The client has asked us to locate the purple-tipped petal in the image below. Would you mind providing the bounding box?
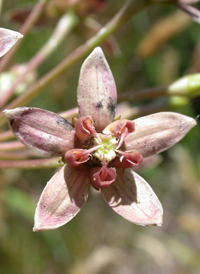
[33,165,90,231]
[124,112,197,158]
[0,28,23,57]
[101,169,163,226]
[77,47,117,132]
[4,107,75,156]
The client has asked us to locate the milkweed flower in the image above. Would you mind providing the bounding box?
[4,47,196,231]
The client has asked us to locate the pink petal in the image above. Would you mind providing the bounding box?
[103,119,135,148]
[64,145,100,167]
[124,112,197,158]
[111,150,143,168]
[65,149,91,167]
[101,169,163,226]
[33,165,90,231]
[4,107,75,156]
[75,116,98,142]
[89,165,117,189]
[77,47,117,132]
[0,28,23,57]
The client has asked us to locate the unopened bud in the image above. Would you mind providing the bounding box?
[169,96,189,108]
[168,73,200,97]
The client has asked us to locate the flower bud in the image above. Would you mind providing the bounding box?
[169,96,189,108]
[168,73,200,97]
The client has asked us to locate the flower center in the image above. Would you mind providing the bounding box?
[93,134,118,162]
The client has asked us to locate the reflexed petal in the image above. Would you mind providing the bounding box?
[75,116,98,142]
[103,119,135,148]
[0,28,23,57]
[89,165,116,189]
[65,149,91,167]
[111,150,143,168]
[4,107,75,156]
[65,146,100,167]
[124,112,197,158]
[33,165,90,231]
[101,169,163,226]
[77,47,117,132]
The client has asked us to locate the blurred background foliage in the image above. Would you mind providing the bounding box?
[0,0,200,273]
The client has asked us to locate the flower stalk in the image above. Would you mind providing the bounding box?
[0,0,50,71]
[0,157,62,169]
[0,10,78,107]
[118,73,200,103]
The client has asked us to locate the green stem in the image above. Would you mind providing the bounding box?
[118,85,196,103]
[0,150,43,160]
[0,0,150,126]
[118,86,169,102]
[0,140,26,151]
[0,130,14,142]
[0,0,50,72]
[0,157,62,169]
[120,98,168,119]
[0,10,78,107]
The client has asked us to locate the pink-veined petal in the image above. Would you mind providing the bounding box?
[4,107,75,156]
[75,116,99,142]
[0,28,23,57]
[33,165,90,231]
[101,169,163,226]
[111,150,143,168]
[103,119,135,148]
[77,47,117,132]
[89,165,117,189]
[124,112,197,158]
